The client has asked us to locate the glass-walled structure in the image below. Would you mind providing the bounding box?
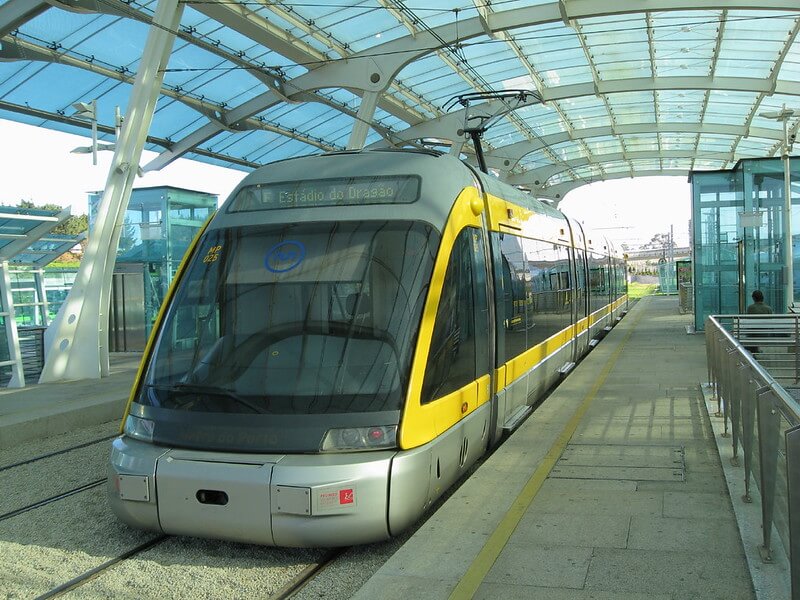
[10,268,78,326]
[89,186,217,346]
[691,157,800,331]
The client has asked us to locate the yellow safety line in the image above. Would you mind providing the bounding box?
[448,299,646,600]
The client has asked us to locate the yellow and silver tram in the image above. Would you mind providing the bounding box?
[108,149,627,547]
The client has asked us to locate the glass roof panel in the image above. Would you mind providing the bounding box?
[606,92,656,125]
[0,207,61,257]
[179,7,307,78]
[585,136,624,155]
[18,10,148,68]
[291,3,411,52]
[697,134,736,152]
[517,154,557,171]
[694,158,729,170]
[716,11,795,78]
[247,8,341,61]
[579,15,652,80]
[558,96,612,129]
[1,3,798,193]
[703,91,758,126]
[394,54,470,108]
[512,22,594,87]
[600,162,635,175]
[657,90,705,123]
[736,138,780,155]
[1,63,117,115]
[661,158,694,169]
[149,98,205,141]
[10,234,84,267]
[545,140,588,162]
[629,159,664,171]
[651,11,718,77]
[620,135,659,152]
[460,43,529,91]
[566,163,606,180]
[200,129,318,165]
[780,38,800,82]
[484,122,528,148]
[515,103,569,137]
[660,135,699,151]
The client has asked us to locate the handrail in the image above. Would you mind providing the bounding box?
[706,314,800,599]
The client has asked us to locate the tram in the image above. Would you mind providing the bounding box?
[108,149,627,546]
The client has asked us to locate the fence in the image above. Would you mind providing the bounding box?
[706,314,800,598]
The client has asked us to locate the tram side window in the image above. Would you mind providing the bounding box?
[523,238,572,347]
[588,252,608,313]
[172,240,222,352]
[616,258,628,296]
[574,248,587,320]
[421,229,478,404]
[494,232,529,363]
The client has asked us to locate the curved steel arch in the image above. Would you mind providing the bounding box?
[4,0,799,183]
[507,150,729,190]
[138,0,800,173]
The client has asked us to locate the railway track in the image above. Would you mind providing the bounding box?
[269,547,349,600]
[29,536,347,600]
[0,434,117,473]
[33,534,169,600]
[0,478,107,523]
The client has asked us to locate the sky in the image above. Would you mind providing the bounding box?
[0,119,691,249]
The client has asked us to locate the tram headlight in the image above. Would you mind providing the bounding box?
[320,425,397,452]
[123,415,155,443]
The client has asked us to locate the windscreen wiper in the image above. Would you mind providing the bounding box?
[161,383,267,414]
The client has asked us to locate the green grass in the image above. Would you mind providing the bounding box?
[628,282,659,298]
[50,260,80,268]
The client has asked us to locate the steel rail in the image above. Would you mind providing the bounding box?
[269,547,349,600]
[34,535,169,600]
[0,434,117,473]
[0,478,107,523]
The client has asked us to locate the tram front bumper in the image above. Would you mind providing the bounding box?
[108,436,396,547]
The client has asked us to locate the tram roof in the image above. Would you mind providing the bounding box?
[1,1,799,202]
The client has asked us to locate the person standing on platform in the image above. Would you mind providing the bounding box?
[744,290,773,355]
[746,290,773,315]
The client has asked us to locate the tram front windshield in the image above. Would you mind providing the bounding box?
[138,220,439,416]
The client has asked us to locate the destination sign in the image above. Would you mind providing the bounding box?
[228,175,421,212]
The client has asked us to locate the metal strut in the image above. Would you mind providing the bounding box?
[443,90,543,174]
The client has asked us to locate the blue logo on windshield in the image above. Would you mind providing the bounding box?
[265,240,306,273]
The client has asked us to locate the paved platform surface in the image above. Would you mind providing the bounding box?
[0,298,790,598]
[0,352,141,449]
[355,295,774,600]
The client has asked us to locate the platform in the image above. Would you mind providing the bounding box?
[0,297,791,598]
[354,295,786,600]
[0,352,140,449]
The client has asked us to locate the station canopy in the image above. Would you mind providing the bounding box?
[1,0,799,201]
[0,206,80,265]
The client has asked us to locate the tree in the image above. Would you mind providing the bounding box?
[642,232,675,251]
[17,200,88,236]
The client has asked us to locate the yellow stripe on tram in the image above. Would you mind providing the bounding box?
[448,303,645,600]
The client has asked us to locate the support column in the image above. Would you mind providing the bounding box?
[346,91,380,150]
[34,269,48,326]
[39,0,184,382]
[0,261,24,387]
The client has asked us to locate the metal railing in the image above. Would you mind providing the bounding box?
[706,314,800,599]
